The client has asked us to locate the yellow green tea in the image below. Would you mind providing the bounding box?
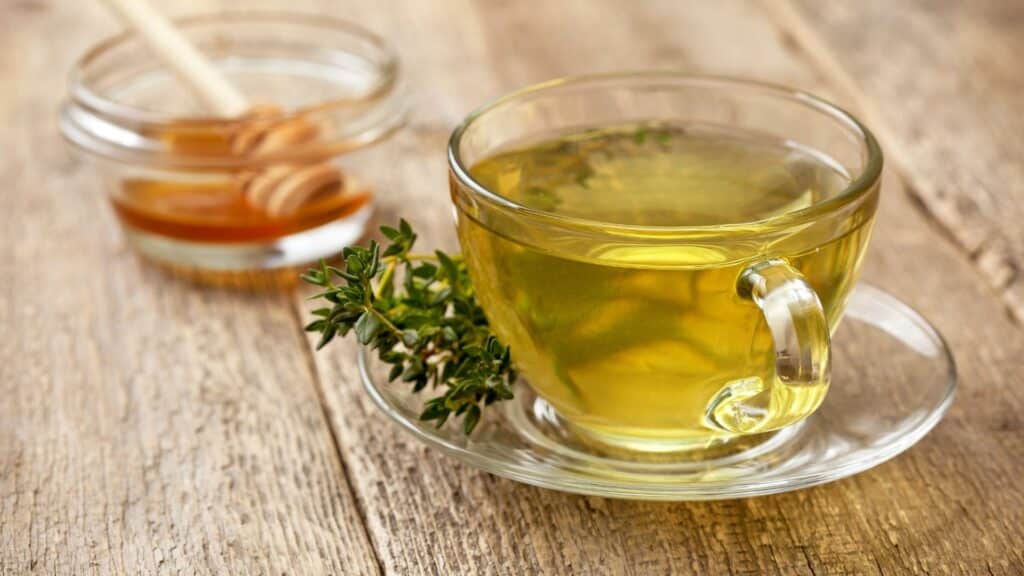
[457,123,875,450]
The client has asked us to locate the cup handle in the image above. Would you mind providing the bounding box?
[707,258,831,434]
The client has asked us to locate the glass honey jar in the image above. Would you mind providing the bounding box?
[60,12,405,278]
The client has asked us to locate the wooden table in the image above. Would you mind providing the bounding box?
[3,1,1022,573]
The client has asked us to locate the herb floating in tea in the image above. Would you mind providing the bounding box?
[302,220,516,434]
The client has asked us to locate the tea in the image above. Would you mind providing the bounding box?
[458,122,875,449]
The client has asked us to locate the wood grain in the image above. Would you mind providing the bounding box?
[778,0,1024,322]
[0,2,378,574]
[298,0,1024,574]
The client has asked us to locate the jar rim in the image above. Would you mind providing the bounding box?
[448,72,883,239]
[60,11,405,168]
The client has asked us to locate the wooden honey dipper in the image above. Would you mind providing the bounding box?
[230,105,350,217]
[100,0,348,218]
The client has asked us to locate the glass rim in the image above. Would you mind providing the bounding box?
[61,11,404,168]
[448,71,883,237]
[67,11,400,128]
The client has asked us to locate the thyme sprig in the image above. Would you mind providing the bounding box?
[302,219,516,434]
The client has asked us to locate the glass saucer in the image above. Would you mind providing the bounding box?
[358,284,956,500]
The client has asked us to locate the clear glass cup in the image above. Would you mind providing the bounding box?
[60,12,405,282]
[448,73,882,452]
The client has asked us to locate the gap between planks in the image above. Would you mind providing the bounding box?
[286,296,386,576]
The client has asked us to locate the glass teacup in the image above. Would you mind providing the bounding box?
[448,73,882,452]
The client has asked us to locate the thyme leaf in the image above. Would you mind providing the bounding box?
[303,220,516,434]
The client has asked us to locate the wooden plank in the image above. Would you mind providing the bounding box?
[0,2,379,574]
[300,0,1024,574]
[776,0,1024,322]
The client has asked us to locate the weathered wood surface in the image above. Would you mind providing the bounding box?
[782,0,1024,322]
[2,0,1023,574]
[0,2,379,574]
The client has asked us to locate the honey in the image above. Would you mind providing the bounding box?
[112,177,370,243]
